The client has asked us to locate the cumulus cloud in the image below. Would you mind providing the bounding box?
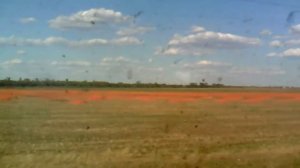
[268,25,300,49]
[172,60,232,83]
[0,36,68,46]
[19,17,36,24]
[175,71,191,83]
[266,48,300,58]
[51,60,91,67]
[136,66,164,73]
[272,35,290,39]
[230,67,285,76]
[156,46,212,56]
[290,24,300,34]
[271,39,300,47]
[269,39,300,48]
[259,29,272,36]
[0,36,142,47]
[269,40,284,48]
[281,48,300,57]
[100,56,139,65]
[49,8,131,30]
[167,32,260,49]
[191,26,206,33]
[117,26,155,36]
[110,36,142,45]
[158,26,261,56]
[2,59,23,66]
[266,52,279,57]
[285,39,300,46]
[183,60,232,70]
[16,50,26,55]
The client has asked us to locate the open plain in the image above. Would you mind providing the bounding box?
[1,88,300,167]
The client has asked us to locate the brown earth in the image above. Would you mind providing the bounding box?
[1,89,300,105]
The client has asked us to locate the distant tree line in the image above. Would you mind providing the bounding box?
[0,77,225,88]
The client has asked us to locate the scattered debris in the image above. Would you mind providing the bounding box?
[287,10,300,25]
[217,77,223,83]
[133,11,144,18]
[242,17,253,23]
[174,58,183,64]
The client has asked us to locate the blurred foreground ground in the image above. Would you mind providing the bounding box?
[1,88,300,168]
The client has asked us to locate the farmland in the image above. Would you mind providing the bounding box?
[1,88,300,167]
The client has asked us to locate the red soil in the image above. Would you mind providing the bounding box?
[0,89,300,105]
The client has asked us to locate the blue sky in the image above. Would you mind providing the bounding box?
[1,0,300,86]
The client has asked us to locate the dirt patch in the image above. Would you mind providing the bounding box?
[0,91,17,101]
[1,89,300,105]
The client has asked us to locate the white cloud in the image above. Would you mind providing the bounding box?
[158,26,261,56]
[51,60,91,67]
[266,52,279,57]
[71,38,108,46]
[110,36,142,45]
[175,71,191,83]
[136,66,164,72]
[117,26,155,36]
[19,17,36,24]
[156,46,211,56]
[274,39,300,47]
[2,59,23,66]
[0,36,142,47]
[191,26,206,33]
[259,29,272,36]
[269,40,283,48]
[230,67,285,76]
[158,47,182,56]
[285,39,300,46]
[183,60,232,69]
[100,56,139,65]
[282,48,300,57]
[268,39,300,48]
[0,36,67,46]
[49,8,131,30]
[272,35,289,39]
[290,24,300,34]
[102,56,128,63]
[16,50,26,55]
[167,31,260,48]
[267,48,300,58]
[171,61,232,84]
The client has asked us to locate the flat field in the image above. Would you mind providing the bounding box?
[1,88,300,168]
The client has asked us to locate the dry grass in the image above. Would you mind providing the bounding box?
[1,89,300,167]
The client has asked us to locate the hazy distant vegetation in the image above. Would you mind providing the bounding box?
[0,77,225,88]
